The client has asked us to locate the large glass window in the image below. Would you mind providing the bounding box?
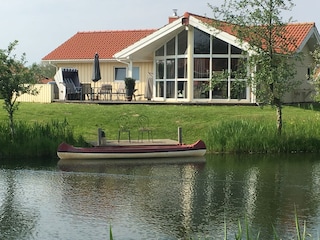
[156,81,164,97]
[166,38,175,56]
[166,81,175,98]
[166,59,175,79]
[155,46,164,56]
[194,81,209,99]
[178,30,187,54]
[212,38,228,54]
[194,28,210,54]
[231,58,247,78]
[156,60,164,79]
[212,58,228,72]
[194,58,210,78]
[178,58,187,78]
[178,81,187,98]
[212,81,228,99]
[154,27,247,101]
[231,45,242,54]
[230,80,247,99]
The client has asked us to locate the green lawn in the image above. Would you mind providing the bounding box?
[1,101,318,148]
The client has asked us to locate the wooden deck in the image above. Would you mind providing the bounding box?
[53,99,257,106]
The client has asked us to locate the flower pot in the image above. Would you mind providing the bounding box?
[124,77,136,101]
[126,88,134,101]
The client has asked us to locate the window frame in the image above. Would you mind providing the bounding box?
[114,66,140,81]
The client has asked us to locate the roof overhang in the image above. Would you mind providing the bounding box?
[113,19,184,61]
[41,58,119,64]
[297,26,320,53]
[113,15,252,61]
[188,16,251,52]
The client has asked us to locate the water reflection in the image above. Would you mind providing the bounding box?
[0,154,320,239]
[57,156,206,172]
[243,167,259,221]
[0,170,38,239]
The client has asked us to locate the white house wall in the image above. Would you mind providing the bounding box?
[282,46,315,103]
[53,61,153,100]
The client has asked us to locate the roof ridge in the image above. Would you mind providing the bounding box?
[77,29,158,34]
[287,22,315,26]
[186,12,210,19]
[186,11,315,27]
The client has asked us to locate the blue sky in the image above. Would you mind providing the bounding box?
[1,0,319,64]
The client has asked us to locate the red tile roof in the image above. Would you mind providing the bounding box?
[42,29,156,60]
[282,23,315,52]
[189,12,315,53]
[42,12,316,61]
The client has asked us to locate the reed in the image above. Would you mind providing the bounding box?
[0,118,85,158]
[108,212,318,240]
[1,101,320,155]
[205,119,320,153]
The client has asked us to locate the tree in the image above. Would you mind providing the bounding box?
[310,46,320,101]
[209,0,300,134]
[0,41,38,140]
[29,62,56,82]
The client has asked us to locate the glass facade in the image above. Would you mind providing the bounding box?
[154,31,188,99]
[154,27,247,100]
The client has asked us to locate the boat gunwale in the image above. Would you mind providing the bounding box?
[57,140,206,160]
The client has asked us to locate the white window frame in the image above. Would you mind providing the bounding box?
[114,66,140,81]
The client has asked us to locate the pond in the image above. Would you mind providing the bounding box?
[0,154,320,239]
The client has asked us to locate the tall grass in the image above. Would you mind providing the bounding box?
[2,102,320,155]
[206,119,320,153]
[0,118,86,159]
[108,212,318,240]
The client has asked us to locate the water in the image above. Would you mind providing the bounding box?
[0,154,320,239]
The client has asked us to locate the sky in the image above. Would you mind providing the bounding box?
[1,0,320,65]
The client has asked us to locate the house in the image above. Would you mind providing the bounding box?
[42,12,320,103]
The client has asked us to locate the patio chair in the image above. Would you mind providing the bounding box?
[137,115,153,142]
[118,115,131,142]
[99,84,112,100]
[81,83,93,100]
[115,83,126,100]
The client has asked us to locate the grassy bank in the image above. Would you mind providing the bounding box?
[0,119,86,159]
[0,101,320,157]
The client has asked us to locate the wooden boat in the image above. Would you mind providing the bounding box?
[57,140,206,160]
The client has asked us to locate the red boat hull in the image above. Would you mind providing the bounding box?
[57,140,206,160]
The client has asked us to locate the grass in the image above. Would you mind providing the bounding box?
[1,101,320,156]
[0,118,85,158]
[107,211,318,240]
[207,118,320,153]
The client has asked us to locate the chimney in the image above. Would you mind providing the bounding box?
[168,9,179,23]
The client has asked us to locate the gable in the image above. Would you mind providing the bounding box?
[115,13,319,59]
[190,12,318,53]
[42,12,320,62]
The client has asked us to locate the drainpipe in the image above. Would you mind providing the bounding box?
[48,61,58,72]
[116,58,133,78]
